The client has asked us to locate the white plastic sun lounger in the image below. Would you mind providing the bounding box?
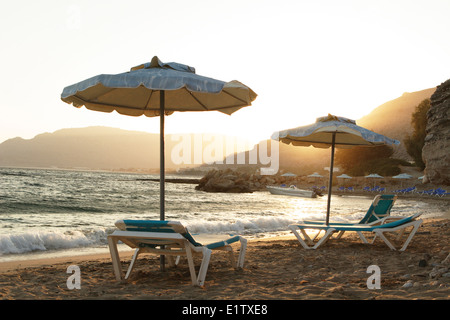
[302,194,397,241]
[289,213,422,251]
[303,194,397,226]
[107,220,247,286]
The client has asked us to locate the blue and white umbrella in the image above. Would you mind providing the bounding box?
[393,173,412,188]
[272,114,399,225]
[392,173,412,179]
[61,56,257,221]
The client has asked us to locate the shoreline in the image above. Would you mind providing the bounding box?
[0,219,448,300]
[1,194,448,268]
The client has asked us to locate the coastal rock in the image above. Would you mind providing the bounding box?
[195,169,255,193]
[429,267,449,279]
[195,168,298,193]
[422,79,450,185]
[402,280,414,288]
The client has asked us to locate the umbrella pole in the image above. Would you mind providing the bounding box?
[326,133,336,225]
[160,90,166,271]
[160,90,165,221]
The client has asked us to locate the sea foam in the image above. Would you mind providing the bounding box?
[0,229,108,255]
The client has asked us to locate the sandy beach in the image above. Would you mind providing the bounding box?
[0,218,449,301]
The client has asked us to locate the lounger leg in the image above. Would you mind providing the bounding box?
[300,229,314,246]
[184,242,197,286]
[356,231,369,244]
[289,226,336,249]
[237,237,247,268]
[167,255,176,268]
[336,231,346,239]
[290,226,314,249]
[374,230,396,250]
[312,230,323,241]
[396,229,406,241]
[125,248,140,280]
[400,220,422,251]
[371,234,378,244]
[107,236,123,281]
[312,229,336,249]
[197,248,212,287]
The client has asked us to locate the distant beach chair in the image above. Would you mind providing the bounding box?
[289,212,423,251]
[433,188,447,197]
[363,186,370,192]
[302,194,397,228]
[107,220,247,286]
[402,186,416,194]
[418,188,438,196]
[346,186,354,192]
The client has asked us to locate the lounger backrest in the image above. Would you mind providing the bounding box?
[115,220,202,246]
[361,195,397,224]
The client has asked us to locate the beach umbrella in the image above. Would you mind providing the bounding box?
[281,172,297,177]
[365,173,384,178]
[272,114,399,225]
[61,57,257,270]
[337,174,352,187]
[308,172,324,178]
[337,174,352,179]
[307,172,324,185]
[392,173,412,179]
[61,56,257,222]
[392,173,412,188]
[365,173,384,188]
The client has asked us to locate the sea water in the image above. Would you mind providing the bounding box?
[0,167,447,262]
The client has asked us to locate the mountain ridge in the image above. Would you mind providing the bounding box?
[0,87,436,172]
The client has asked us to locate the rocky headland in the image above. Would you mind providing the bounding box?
[423,78,450,186]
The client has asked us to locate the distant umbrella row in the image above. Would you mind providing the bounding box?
[280,172,422,180]
[280,171,448,196]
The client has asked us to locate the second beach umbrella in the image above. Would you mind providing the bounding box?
[272,114,399,225]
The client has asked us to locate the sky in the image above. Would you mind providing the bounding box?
[1,0,450,146]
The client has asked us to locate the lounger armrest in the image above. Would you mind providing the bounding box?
[379,216,411,225]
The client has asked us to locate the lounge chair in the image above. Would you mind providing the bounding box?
[289,213,423,251]
[304,194,397,226]
[302,194,397,242]
[107,220,247,286]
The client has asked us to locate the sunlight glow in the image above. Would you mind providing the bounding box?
[0,0,449,144]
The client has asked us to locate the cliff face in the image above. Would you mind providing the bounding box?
[357,88,435,160]
[422,79,450,185]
